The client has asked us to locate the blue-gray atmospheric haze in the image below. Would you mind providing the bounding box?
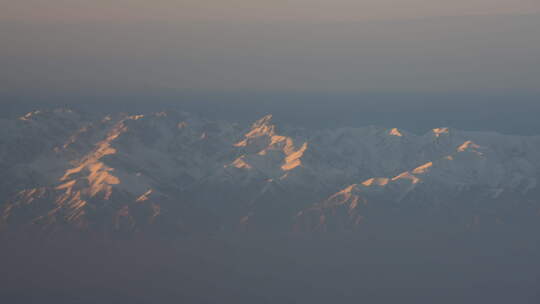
[1,6,539,133]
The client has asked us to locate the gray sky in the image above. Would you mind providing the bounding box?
[1,0,540,93]
[3,0,540,23]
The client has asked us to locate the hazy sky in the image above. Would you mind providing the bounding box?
[4,0,540,23]
[2,0,540,93]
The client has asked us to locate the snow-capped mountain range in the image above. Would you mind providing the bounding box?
[1,109,539,235]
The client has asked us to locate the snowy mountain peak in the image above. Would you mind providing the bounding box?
[389,128,404,137]
[228,114,309,175]
[362,178,390,187]
[432,127,450,137]
[234,115,276,147]
[253,114,273,127]
[411,161,433,174]
[2,109,540,235]
[457,140,485,155]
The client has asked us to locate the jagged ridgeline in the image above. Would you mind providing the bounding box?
[1,109,540,237]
